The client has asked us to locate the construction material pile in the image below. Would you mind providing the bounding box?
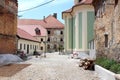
[0,54,23,66]
[79,58,95,70]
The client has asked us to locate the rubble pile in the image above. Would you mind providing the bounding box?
[79,59,95,70]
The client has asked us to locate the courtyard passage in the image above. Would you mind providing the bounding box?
[0,52,99,80]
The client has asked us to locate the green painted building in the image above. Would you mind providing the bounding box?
[62,0,95,58]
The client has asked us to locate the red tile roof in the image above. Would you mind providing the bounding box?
[18,25,47,37]
[41,15,64,29]
[18,19,41,25]
[18,15,64,29]
[17,28,39,42]
[62,0,93,13]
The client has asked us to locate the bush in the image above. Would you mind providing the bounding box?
[95,57,120,73]
[102,59,116,70]
[110,64,120,73]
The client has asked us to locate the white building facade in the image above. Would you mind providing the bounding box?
[62,0,95,58]
[17,28,40,54]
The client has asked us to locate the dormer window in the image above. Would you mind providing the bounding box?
[35,27,41,35]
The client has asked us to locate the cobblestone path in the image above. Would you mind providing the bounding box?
[0,52,99,80]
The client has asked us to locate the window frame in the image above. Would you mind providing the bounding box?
[48,30,51,34]
[104,34,108,47]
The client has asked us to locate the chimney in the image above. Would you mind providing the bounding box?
[53,13,57,19]
[43,16,46,22]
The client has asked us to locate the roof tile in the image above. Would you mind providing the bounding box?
[18,25,47,36]
[18,15,64,29]
[62,0,93,13]
[17,28,39,42]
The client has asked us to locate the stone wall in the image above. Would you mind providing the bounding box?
[107,0,120,62]
[0,0,18,54]
[93,0,120,62]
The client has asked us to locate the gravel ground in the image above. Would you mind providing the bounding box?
[0,52,100,80]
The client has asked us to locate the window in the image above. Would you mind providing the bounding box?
[54,44,57,48]
[53,37,57,42]
[47,45,50,49]
[24,44,26,50]
[60,38,63,42]
[35,45,36,50]
[60,31,63,35]
[105,34,108,47]
[47,37,50,42]
[88,40,94,49]
[35,28,41,35]
[33,45,34,49]
[36,45,38,49]
[20,44,22,50]
[48,31,50,34]
[78,0,82,2]
[41,47,43,50]
[30,45,32,49]
[41,38,43,42]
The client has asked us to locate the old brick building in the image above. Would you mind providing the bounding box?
[0,0,18,54]
[93,0,120,62]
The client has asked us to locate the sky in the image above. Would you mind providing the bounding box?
[18,0,74,23]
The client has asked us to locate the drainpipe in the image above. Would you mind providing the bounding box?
[70,13,74,54]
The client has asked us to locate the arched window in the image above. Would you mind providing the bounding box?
[35,27,41,35]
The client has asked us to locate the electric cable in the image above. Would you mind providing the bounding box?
[18,0,55,12]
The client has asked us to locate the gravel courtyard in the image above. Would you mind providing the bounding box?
[0,52,99,80]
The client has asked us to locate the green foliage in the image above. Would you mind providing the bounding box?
[58,45,64,51]
[110,64,120,74]
[96,57,120,73]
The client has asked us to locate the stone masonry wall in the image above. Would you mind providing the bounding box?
[94,4,114,56]
[0,0,17,54]
[93,0,120,62]
[107,0,120,62]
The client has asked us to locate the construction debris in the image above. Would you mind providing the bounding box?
[79,58,95,70]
